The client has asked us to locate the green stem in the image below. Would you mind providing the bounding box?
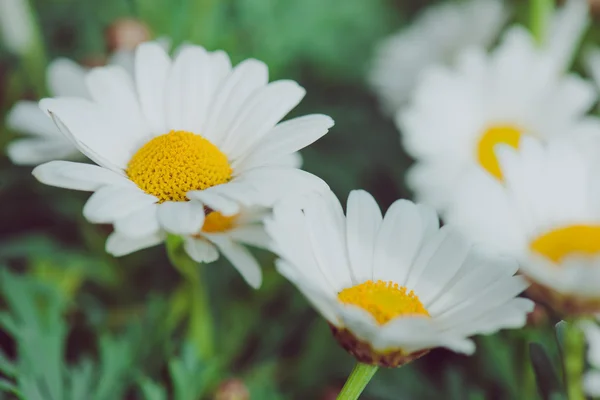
[564,322,585,400]
[530,0,554,45]
[517,334,537,399]
[336,363,379,400]
[166,234,215,359]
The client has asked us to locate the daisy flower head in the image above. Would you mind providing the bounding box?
[32,41,332,258]
[369,0,507,114]
[265,189,533,367]
[446,136,600,316]
[398,0,595,213]
[108,205,270,288]
[582,320,600,397]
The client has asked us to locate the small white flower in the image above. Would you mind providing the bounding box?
[32,41,331,261]
[265,189,532,366]
[582,320,600,397]
[109,206,270,288]
[446,137,600,315]
[0,0,36,56]
[6,54,136,165]
[398,0,594,212]
[369,0,507,114]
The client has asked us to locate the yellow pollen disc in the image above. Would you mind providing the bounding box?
[530,225,600,264]
[202,211,238,233]
[337,280,429,325]
[126,130,232,203]
[476,125,522,180]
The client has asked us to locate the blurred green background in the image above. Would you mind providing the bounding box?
[0,0,584,399]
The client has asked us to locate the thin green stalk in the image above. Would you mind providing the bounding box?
[337,363,379,400]
[564,322,585,400]
[530,0,554,45]
[166,234,215,359]
[517,334,537,399]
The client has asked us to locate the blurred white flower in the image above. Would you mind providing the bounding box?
[265,189,532,366]
[108,206,271,289]
[582,320,600,397]
[5,43,158,166]
[398,0,595,212]
[369,0,508,114]
[32,42,331,284]
[0,0,36,56]
[446,137,600,315]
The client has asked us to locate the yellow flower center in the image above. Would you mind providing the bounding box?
[530,225,600,264]
[476,125,523,180]
[201,211,238,233]
[337,280,429,325]
[126,130,232,203]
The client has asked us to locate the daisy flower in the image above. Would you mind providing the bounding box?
[582,320,600,397]
[5,47,150,165]
[369,0,507,114]
[265,189,532,366]
[108,205,270,288]
[398,0,594,212]
[446,137,600,315]
[32,41,332,260]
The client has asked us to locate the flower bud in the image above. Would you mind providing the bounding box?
[213,378,250,400]
[105,18,151,52]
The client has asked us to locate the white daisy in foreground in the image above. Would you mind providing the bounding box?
[265,189,533,366]
[108,206,270,288]
[32,41,332,246]
[398,0,595,212]
[5,51,141,165]
[582,321,600,397]
[446,137,600,315]
[369,0,507,114]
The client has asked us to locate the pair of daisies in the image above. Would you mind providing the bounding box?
[374,0,600,313]
[7,39,534,365]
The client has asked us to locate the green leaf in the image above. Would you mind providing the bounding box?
[0,350,16,377]
[138,376,167,400]
[0,378,20,395]
[529,342,564,400]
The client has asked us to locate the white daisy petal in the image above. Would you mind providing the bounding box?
[47,58,89,98]
[113,203,160,238]
[234,114,334,171]
[166,45,214,133]
[85,66,149,145]
[83,185,157,223]
[39,98,133,171]
[7,138,75,165]
[187,189,240,216]
[226,225,270,249]
[106,231,165,257]
[32,161,131,191]
[157,201,206,235]
[135,42,172,135]
[7,101,60,137]
[209,235,262,288]
[346,190,383,283]
[373,199,428,284]
[220,80,306,159]
[184,237,219,263]
[205,59,269,144]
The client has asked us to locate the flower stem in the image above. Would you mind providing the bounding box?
[336,363,379,400]
[166,234,215,359]
[564,321,585,400]
[530,0,554,45]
